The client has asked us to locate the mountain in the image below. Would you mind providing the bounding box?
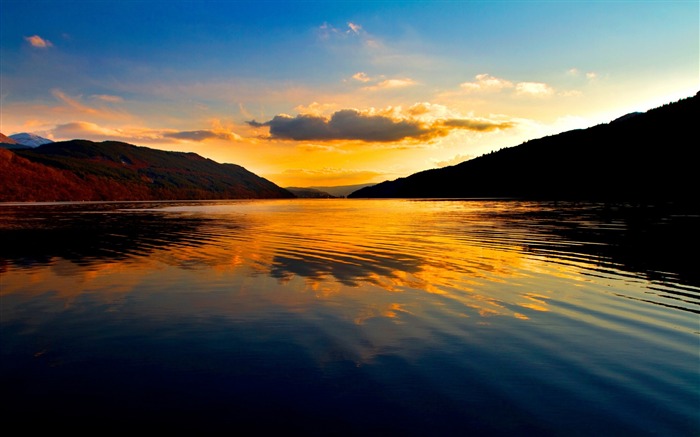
[9,132,54,147]
[349,92,699,202]
[285,187,336,198]
[308,184,376,198]
[2,139,294,202]
[0,133,31,150]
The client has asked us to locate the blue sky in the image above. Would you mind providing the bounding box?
[1,0,698,186]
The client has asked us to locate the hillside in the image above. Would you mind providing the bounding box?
[0,133,18,144]
[2,140,294,201]
[350,92,699,202]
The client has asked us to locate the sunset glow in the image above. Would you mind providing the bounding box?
[1,0,697,187]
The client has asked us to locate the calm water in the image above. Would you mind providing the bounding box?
[1,199,698,435]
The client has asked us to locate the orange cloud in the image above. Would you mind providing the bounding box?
[352,72,372,82]
[25,35,53,48]
[364,78,417,91]
[270,168,384,186]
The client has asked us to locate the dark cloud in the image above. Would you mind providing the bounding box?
[248,110,431,142]
[248,109,514,142]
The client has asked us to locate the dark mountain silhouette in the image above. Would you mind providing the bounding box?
[309,183,376,198]
[285,187,337,198]
[350,92,699,202]
[1,139,294,201]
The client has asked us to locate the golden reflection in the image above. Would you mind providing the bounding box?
[518,292,550,312]
[353,303,410,325]
[0,200,589,324]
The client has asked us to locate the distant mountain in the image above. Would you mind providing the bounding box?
[9,132,54,147]
[350,92,699,202]
[286,187,336,198]
[308,184,376,198]
[1,139,294,202]
[0,133,31,150]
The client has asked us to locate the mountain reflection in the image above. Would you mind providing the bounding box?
[1,200,698,316]
[489,202,700,290]
[0,202,217,270]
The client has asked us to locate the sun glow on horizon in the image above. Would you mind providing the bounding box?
[1,1,697,187]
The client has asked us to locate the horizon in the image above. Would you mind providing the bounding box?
[1,0,698,187]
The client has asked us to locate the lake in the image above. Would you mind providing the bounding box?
[1,199,698,435]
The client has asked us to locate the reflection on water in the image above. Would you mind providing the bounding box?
[1,199,698,435]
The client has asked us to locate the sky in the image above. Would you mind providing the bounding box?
[1,0,698,188]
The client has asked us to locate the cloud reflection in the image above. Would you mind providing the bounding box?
[2,200,697,320]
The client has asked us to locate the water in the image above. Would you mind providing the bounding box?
[1,199,698,435]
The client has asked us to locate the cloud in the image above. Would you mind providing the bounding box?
[515,82,554,97]
[433,154,475,168]
[91,94,124,103]
[248,110,430,142]
[460,74,514,92]
[248,108,514,143]
[441,119,515,131]
[25,35,53,48]
[52,89,100,115]
[274,167,384,186]
[364,78,417,91]
[294,101,340,116]
[318,21,366,40]
[460,73,558,98]
[238,103,254,119]
[50,121,241,144]
[164,129,240,141]
[350,72,417,90]
[352,72,372,82]
[52,121,126,140]
[347,22,362,35]
[567,68,597,80]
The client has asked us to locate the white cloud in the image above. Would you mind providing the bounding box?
[348,22,362,35]
[460,74,514,92]
[318,21,366,40]
[515,82,554,97]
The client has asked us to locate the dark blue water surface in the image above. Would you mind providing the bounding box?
[1,199,698,435]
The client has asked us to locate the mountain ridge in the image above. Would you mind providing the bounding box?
[9,132,53,147]
[349,92,699,202]
[1,139,294,201]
